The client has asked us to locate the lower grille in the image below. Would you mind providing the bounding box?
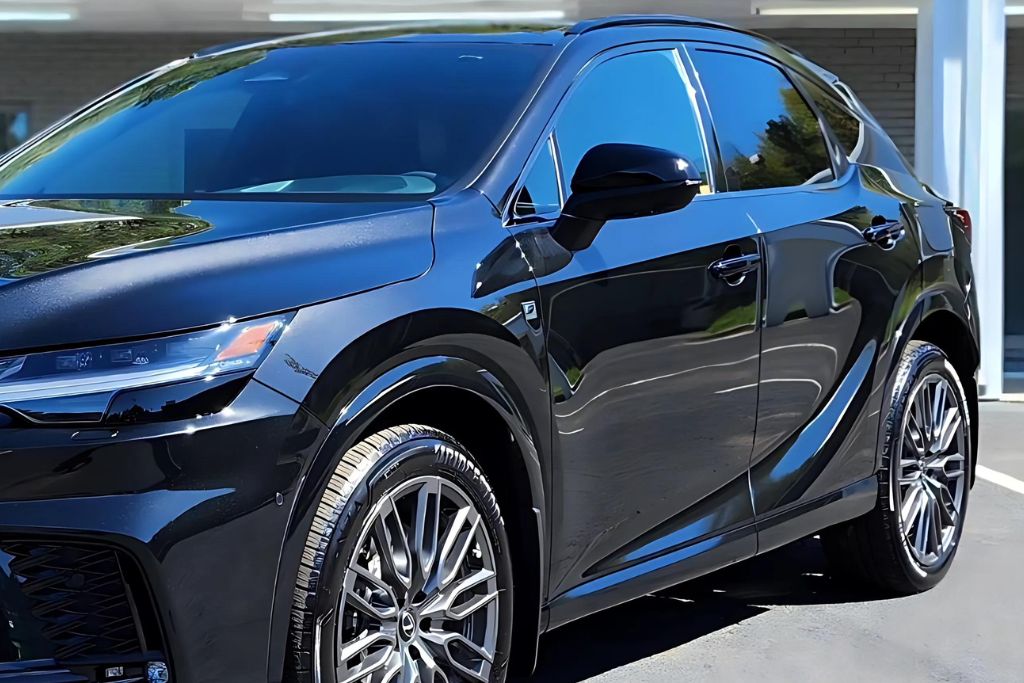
[1,542,144,661]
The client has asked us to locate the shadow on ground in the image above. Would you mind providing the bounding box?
[518,537,884,682]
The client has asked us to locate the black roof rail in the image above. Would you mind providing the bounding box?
[566,14,732,35]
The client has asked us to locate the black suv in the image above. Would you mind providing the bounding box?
[0,15,979,683]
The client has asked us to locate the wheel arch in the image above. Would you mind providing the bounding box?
[272,337,549,680]
[360,382,546,677]
[893,291,980,483]
[909,308,980,483]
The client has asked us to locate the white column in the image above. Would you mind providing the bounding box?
[915,0,1006,398]
[914,0,965,200]
[966,0,1006,398]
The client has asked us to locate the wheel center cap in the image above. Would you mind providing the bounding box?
[399,610,416,641]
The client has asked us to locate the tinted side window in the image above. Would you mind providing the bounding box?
[514,136,561,219]
[556,50,711,193]
[692,49,833,191]
[799,75,864,159]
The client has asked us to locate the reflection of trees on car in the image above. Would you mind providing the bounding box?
[815,94,862,154]
[726,88,832,190]
[135,50,267,106]
[0,200,209,279]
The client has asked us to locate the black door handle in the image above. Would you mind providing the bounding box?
[863,220,905,248]
[709,252,761,283]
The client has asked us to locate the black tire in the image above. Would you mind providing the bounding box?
[289,424,514,683]
[823,341,972,594]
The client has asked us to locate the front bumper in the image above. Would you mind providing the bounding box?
[0,380,327,682]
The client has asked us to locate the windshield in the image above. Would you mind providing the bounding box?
[0,41,550,200]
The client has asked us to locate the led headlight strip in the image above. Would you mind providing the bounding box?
[0,313,291,424]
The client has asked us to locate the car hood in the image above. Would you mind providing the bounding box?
[0,198,434,354]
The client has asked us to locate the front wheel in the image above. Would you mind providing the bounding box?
[823,341,972,593]
[290,425,514,683]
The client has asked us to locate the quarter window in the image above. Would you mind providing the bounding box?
[555,50,711,194]
[799,75,864,159]
[691,49,834,192]
[513,136,561,219]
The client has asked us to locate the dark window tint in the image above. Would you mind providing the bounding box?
[692,49,833,191]
[514,136,561,218]
[556,50,711,193]
[799,75,864,158]
[0,43,550,199]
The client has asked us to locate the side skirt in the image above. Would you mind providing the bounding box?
[754,476,877,555]
[544,525,757,632]
[542,477,877,633]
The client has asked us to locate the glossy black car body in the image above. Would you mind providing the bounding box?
[0,15,979,683]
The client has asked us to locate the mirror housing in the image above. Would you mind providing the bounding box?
[552,143,703,251]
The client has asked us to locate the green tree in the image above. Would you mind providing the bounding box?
[0,200,209,279]
[727,87,833,190]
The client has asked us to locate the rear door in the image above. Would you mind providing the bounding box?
[509,46,762,620]
[688,45,921,532]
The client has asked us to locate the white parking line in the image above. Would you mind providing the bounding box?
[977,465,1024,495]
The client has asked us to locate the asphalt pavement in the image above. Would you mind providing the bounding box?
[521,402,1024,682]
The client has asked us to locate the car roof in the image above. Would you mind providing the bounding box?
[192,24,567,57]
[193,14,780,58]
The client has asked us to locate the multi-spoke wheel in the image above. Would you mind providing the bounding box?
[290,425,513,683]
[823,341,973,594]
[337,476,499,683]
[895,374,967,568]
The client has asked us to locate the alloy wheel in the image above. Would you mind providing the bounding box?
[895,373,967,568]
[331,475,499,683]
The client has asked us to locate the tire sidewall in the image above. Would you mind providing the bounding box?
[312,433,515,683]
[882,344,972,590]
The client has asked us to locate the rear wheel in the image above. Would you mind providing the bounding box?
[823,341,972,593]
[290,425,513,683]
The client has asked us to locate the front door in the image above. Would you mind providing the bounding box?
[516,46,762,623]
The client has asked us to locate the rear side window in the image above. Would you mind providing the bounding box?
[555,49,712,194]
[691,49,834,192]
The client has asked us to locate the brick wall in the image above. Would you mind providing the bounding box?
[0,32,259,136]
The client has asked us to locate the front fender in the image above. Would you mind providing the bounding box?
[302,351,546,528]
[256,191,550,679]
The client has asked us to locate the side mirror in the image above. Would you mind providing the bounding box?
[552,143,703,251]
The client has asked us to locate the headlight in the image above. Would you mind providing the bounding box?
[0,313,291,424]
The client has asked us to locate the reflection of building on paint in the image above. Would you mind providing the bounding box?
[0,0,1018,396]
